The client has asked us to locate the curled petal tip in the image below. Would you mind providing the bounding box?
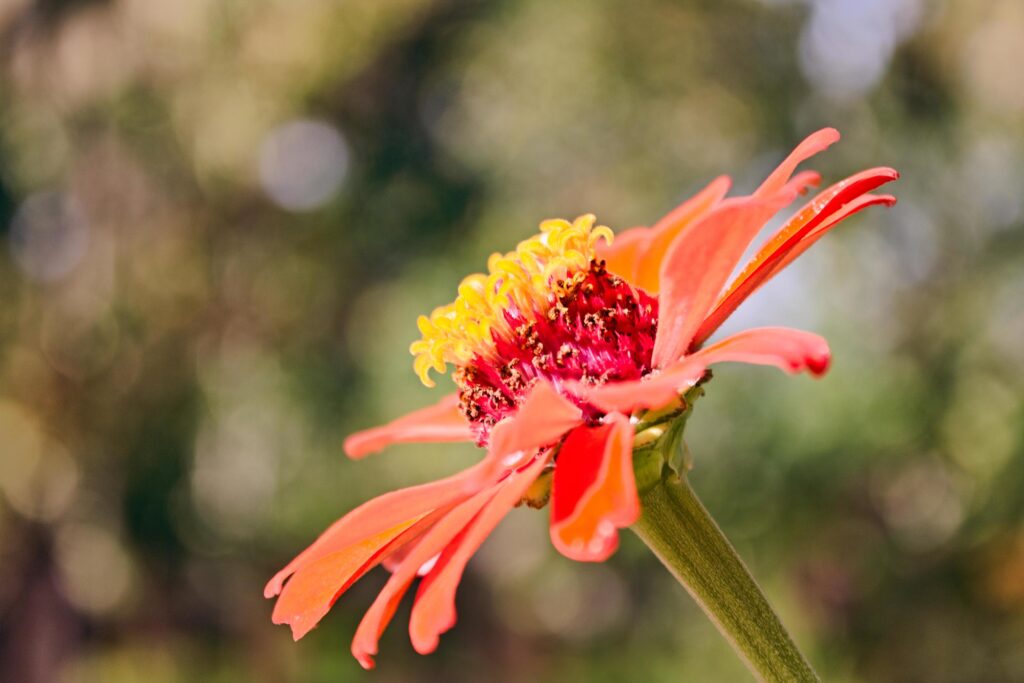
[342,434,371,459]
[808,352,831,376]
[411,632,441,656]
[795,171,822,194]
[812,127,841,145]
[264,567,295,598]
[342,393,474,459]
[353,640,379,670]
[551,530,620,563]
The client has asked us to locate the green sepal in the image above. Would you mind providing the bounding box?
[632,380,707,481]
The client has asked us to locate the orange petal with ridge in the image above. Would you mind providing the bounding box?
[765,193,897,279]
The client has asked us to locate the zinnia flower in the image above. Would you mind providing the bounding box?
[265,128,897,669]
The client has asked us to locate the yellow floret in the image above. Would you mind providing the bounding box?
[410,214,614,387]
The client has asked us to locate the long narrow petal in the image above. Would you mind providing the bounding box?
[632,175,732,292]
[760,193,897,288]
[691,326,831,375]
[693,168,899,347]
[344,393,473,459]
[651,190,797,369]
[350,486,500,669]
[754,128,840,198]
[569,327,830,414]
[408,452,552,654]
[550,414,638,562]
[264,464,486,599]
[272,514,435,640]
[480,381,583,477]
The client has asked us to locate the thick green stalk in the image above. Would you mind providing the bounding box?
[632,471,819,683]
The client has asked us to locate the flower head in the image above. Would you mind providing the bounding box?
[413,214,657,439]
[265,128,898,668]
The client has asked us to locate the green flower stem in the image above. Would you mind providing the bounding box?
[632,470,819,683]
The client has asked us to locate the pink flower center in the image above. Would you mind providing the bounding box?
[454,259,658,444]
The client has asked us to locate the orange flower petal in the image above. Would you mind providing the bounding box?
[692,326,831,375]
[754,128,840,198]
[651,190,798,369]
[784,169,823,197]
[272,515,428,640]
[631,175,732,292]
[595,225,649,284]
[350,486,499,670]
[343,393,474,459]
[568,327,830,414]
[693,168,899,347]
[763,193,897,285]
[594,176,731,290]
[549,414,638,562]
[264,464,485,599]
[480,381,583,478]
[408,452,552,654]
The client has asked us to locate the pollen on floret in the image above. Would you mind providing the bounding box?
[410,214,615,387]
[455,257,658,443]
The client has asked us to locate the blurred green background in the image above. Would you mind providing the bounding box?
[1,0,1023,681]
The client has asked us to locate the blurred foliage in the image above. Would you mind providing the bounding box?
[1,0,1023,681]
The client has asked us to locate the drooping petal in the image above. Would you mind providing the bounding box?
[690,326,831,375]
[651,189,798,369]
[480,380,583,477]
[350,486,500,669]
[569,327,830,414]
[264,463,486,599]
[272,514,435,640]
[631,175,732,292]
[693,168,899,347]
[550,414,638,562]
[754,128,840,198]
[408,451,552,654]
[344,393,473,459]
